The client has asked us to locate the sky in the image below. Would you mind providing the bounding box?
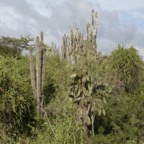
[0,0,144,58]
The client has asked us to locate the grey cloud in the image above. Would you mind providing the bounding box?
[0,0,40,20]
[134,32,144,46]
[46,0,98,40]
[0,0,98,43]
[98,10,137,42]
[0,0,143,57]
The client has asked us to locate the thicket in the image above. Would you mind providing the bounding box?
[0,10,144,144]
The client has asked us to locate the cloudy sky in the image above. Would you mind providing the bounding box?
[0,0,144,58]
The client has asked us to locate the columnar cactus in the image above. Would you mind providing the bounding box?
[91,9,98,55]
[29,31,46,116]
[61,9,98,63]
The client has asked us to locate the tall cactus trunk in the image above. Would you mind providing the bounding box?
[41,40,46,115]
[29,47,36,99]
[36,36,42,114]
[80,95,88,144]
[29,31,46,116]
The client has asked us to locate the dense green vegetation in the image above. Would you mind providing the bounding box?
[0,10,144,144]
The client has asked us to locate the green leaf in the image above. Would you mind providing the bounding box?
[88,83,93,94]
[83,87,90,96]
[102,109,106,116]
[86,75,90,81]
[76,88,81,97]
[86,116,91,125]
[82,76,87,83]
[103,98,107,104]
[98,109,102,116]
[105,85,112,93]
[70,73,77,78]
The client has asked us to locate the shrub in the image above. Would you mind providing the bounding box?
[0,56,36,141]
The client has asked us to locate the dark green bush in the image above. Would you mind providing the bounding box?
[109,45,143,93]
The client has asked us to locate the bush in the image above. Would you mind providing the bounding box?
[109,45,143,93]
[0,56,36,141]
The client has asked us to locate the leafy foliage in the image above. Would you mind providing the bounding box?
[0,45,144,143]
[109,45,143,93]
[0,56,36,140]
[0,36,32,57]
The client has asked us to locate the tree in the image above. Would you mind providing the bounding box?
[0,36,32,57]
[109,45,143,93]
